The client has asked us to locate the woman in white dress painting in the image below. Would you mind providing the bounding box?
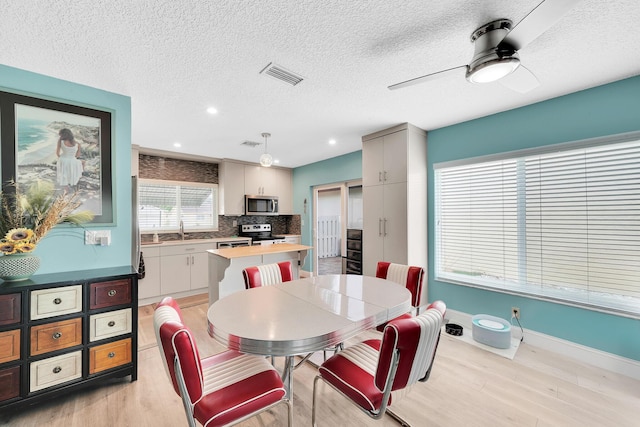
[56,128,83,190]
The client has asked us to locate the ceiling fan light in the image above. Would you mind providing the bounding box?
[467,57,520,83]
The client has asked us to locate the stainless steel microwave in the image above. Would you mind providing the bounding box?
[245,195,279,216]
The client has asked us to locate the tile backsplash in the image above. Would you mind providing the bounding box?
[138,153,300,243]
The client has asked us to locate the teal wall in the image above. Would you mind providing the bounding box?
[293,76,640,360]
[428,76,640,361]
[0,64,133,274]
[292,150,361,271]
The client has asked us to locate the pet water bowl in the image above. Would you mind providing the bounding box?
[471,314,511,349]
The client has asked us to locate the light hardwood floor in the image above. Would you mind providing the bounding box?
[2,294,639,427]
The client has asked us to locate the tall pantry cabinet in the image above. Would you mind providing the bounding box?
[362,123,427,286]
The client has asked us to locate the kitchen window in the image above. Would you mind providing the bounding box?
[434,132,640,316]
[138,179,218,232]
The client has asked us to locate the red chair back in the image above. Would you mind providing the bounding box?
[376,261,424,308]
[154,297,203,402]
[375,302,445,392]
[242,261,293,289]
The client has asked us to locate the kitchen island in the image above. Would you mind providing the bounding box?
[207,243,312,305]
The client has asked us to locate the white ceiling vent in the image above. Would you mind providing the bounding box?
[241,140,262,148]
[260,62,304,86]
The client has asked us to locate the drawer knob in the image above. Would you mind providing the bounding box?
[108,352,116,358]
[52,332,62,340]
[108,289,117,297]
[53,366,62,374]
[108,321,116,327]
[53,297,62,305]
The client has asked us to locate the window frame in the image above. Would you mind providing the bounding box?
[434,131,640,318]
[137,178,219,233]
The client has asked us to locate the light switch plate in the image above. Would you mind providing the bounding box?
[85,230,111,245]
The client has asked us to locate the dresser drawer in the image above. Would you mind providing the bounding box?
[89,338,132,374]
[89,279,131,309]
[30,350,82,392]
[0,329,20,364]
[0,365,20,402]
[0,293,21,325]
[30,285,82,320]
[89,308,132,342]
[30,318,82,356]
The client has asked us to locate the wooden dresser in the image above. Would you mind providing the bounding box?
[0,267,137,412]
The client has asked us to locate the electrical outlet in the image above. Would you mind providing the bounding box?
[511,307,520,319]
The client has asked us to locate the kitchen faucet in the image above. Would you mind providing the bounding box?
[179,220,185,240]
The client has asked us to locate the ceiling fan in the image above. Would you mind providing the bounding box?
[388,0,583,93]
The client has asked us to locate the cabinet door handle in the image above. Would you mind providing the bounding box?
[191,255,195,264]
[383,171,387,181]
[186,256,190,266]
[378,171,382,182]
[52,332,62,340]
[384,218,388,236]
[378,218,382,236]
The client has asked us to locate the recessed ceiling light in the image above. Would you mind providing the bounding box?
[173,142,182,148]
[206,107,218,115]
[329,139,337,145]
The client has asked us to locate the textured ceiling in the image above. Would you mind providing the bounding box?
[1,0,639,167]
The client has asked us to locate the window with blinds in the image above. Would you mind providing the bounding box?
[138,179,218,232]
[435,135,640,316]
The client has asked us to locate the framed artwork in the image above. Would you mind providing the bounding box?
[0,91,113,224]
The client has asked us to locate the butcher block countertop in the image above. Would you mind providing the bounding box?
[208,243,312,259]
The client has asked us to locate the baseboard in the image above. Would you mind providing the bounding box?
[445,309,640,381]
[138,288,207,307]
[300,270,313,278]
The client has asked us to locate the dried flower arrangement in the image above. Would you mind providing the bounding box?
[0,180,94,255]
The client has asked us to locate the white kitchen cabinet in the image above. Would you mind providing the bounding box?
[219,160,293,215]
[218,160,245,215]
[363,183,408,267]
[160,243,212,295]
[362,123,427,280]
[138,246,160,300]
[362,129,407,187]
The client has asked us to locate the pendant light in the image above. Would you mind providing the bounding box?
[260,132,273,167]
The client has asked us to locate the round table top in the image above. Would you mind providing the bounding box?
[207,274,411,356]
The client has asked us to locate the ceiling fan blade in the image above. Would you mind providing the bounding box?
[388,65,466,90]
[499,65,540,93]
[500,0,583,51]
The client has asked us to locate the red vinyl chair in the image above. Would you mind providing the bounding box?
[375,261,425,331]
[242,261,293,289]
[311,301,446,426]
[154,297,292,427]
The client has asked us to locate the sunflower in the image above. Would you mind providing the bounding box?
[14,242,36,253]
[0,242,17,255]
[5,228,34,242]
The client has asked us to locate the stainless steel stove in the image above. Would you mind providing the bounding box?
[239,224,286,245]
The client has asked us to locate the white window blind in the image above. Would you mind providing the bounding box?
[435,137,640,316]
[138,180,218,232]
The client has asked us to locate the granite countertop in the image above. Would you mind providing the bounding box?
[140,236,251,247]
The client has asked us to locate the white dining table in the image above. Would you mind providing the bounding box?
[206,274,411,402]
